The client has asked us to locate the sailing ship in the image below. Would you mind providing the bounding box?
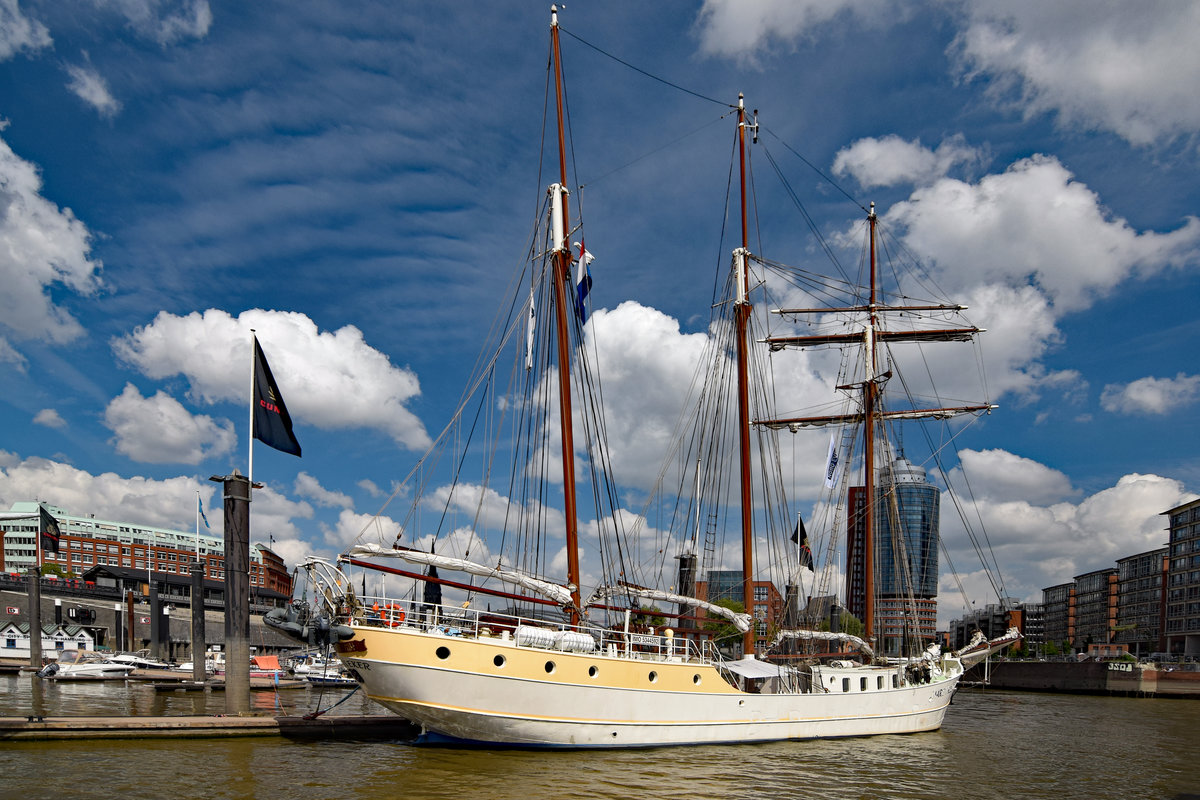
[267,6,1016,747]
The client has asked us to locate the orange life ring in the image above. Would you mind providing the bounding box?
[385,604,406,627]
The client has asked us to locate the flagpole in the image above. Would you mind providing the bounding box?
[195,490,200,558]
[248,329,256,486]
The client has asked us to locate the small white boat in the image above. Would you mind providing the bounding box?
[38,650,137,679]
[110,649,172,670]
[290,652,357,686]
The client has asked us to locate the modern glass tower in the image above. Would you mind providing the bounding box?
[847,457,940,656]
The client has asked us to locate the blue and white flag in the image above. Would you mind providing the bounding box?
[823,432,841,488]
[573,241,594,322]
[198,496,211,529]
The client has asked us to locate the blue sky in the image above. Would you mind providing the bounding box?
[1,0,1198,623]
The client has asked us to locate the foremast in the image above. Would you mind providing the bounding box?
[549,5,582,622]
[757,204,995,647]
[734,95,756,657]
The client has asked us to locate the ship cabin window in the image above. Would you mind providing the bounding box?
[493,655,506,668]
[545,661,556,674]
[648,671,658,683]
[842,677,850,693]
[435,646,451,660]
[892,674,899,688]
[877,676,885,690]
[860,677,868,692]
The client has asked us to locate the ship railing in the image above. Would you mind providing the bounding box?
[352,595,710,663]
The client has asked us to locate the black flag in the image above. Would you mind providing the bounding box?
[252,336,302,456]
[39,505,61,555]
[791,514,813,570]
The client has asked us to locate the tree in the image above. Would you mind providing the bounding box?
[817,610,864,638]
[637,604,666,629]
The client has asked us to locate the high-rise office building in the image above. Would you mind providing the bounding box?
[847,457,940,656]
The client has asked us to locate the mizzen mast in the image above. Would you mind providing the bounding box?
[549,5,581,621]
[757,203,995,646]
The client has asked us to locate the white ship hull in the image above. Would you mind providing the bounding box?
[339,624,960,748]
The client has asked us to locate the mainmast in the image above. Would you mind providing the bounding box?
[734,95,756,657]
[862,205,879,644]
[549,5,581,621]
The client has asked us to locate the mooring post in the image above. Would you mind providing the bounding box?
[26,567,42,668]
[211,470,255,713]
[190,561,206,683]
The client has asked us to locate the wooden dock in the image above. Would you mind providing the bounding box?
[0,713,419,741]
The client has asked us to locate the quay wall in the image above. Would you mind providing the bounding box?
[977,660,1200,698]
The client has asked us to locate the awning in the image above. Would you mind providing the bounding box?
[723,658,793,679]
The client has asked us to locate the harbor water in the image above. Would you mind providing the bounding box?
[0,674,1197,800]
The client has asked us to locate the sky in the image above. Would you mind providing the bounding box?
[1,0,1198,626]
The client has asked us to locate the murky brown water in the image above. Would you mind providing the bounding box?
[1,675,1197,799]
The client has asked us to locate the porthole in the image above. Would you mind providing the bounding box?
[692,674,701,685]
[588,665,598,678]
[435,646,451,660]
[648,670,658,683]
[494,654,506,668]
[545,660,556,674]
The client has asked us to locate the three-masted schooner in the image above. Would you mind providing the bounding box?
[268,6,1012,748]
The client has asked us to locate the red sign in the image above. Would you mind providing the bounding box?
[5,606,18,614]
[139,616,150,624]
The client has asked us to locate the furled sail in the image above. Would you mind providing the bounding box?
[585,584,754,633]
[346,542,575,607]
[955,626,1022,669]
[770,629,876,659]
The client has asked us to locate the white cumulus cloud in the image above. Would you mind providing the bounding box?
[1100,373,1200,415]
[103,383,236,464]
[833,135,984,189]
[294,471,352,510]
[694,0,887,63]
[112,308,432,451]
[955,0,1200,146]
[0,137,103,347]
[886,155,1200,314]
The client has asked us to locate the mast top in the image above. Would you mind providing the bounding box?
[551,4,558,26]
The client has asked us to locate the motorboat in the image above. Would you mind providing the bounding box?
[38,649,137,679]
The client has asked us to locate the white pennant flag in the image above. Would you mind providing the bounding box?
[525,288,536,371]
[823,432,841,488]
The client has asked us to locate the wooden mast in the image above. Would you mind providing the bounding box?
[756,201,996,652]
[549,5,581,621]
[734,95,756,657]
[863,203,878,644]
